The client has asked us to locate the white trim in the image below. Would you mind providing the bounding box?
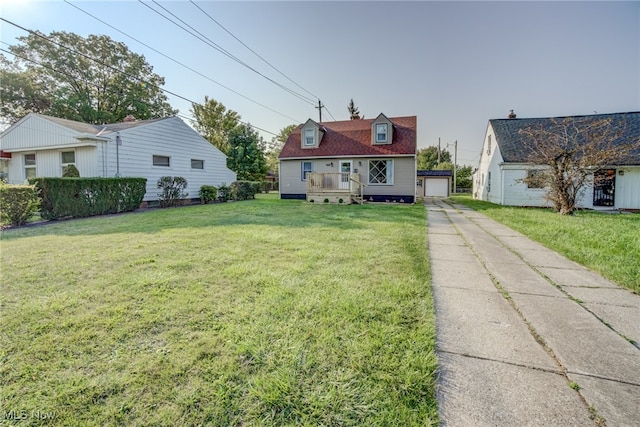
[3,142,98,153]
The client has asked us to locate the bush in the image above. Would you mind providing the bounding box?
[230,181,259,201]
[62,164,80,177]
[29,177,146,220]
[260,181,271,193]
[0,183,40,226]
[157,176,188,208]
[199,185,218,204]
[218,183,231,202]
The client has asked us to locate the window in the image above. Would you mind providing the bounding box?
[301,161,313,180]
[369,159,393,184]
[24,153,36,180]
[191,159,204,170]
[0,160,8,181]
[487,171,491,192]
[376,123,388,143]
[153,155,170,167]
[487,135,492,155]
[527,169,545,189]
[61,151,75,165]
[304,128,315,146]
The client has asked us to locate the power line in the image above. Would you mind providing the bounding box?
[189,0,319,102]
[61,0,301,124]
[139,0,316,106]
[0,35,278,137]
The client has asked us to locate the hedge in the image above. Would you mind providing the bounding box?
[29,177,147,220]
[0,183,40,226]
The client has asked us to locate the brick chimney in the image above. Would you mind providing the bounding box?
[123,114,136,122]
[508,110,517,119]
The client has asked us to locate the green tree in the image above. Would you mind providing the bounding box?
[265,124,296,176]
[348,98,361,120]
[227,124,268,181]
[190,96,241,154]
[3,31,176,124]
[417,146,452,170]
[0,55,50,127]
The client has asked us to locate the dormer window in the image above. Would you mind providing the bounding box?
[376,123,388,143]
[304,128,315,146]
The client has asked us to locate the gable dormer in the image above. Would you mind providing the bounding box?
[371,113,393,145]
[300,118,325,149]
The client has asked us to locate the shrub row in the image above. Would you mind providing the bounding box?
[29,177,147,220]
[0,183,40,226]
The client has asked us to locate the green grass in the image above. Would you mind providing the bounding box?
[0,194,438,426]
[449,194,640,293]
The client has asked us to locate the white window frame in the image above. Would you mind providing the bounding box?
[191,159,204,170]
[301,161,313,180]
[375,123,388,143]
[61,150,76,174]
[24,153,36,180]
[153,155,171,167]
[304,128,315,146]
[368,159,394,185]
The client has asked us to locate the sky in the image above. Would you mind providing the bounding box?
[1,0,638,166]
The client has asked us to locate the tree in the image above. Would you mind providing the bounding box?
[347,98,362,120]
[191,96,241,154]
[417,146,452,170]
[0,56,50,127]
[3,31,176,124]
[265,124,296,176]
[227,124,268,181]
[519,116,639,215]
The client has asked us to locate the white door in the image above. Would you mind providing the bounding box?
[425,178,449,197]
[339,160,352,190]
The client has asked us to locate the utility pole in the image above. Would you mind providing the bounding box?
[453,140,458,194]
[438,137,441,164]
[316,99,324,122]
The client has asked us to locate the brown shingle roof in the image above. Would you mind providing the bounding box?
[279,116,417,159]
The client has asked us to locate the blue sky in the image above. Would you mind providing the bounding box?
[1,0,638,165]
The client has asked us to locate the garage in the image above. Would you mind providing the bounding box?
[417,170,452,197]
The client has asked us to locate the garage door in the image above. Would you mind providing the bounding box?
[425,178,449,197]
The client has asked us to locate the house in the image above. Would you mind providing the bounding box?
[417,170,452,197]
[0,113,236,202]
[278,113,417,203]
[473,111,640,210]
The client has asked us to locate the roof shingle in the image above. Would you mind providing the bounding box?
[279,116,416,159]
[490,112,640,165]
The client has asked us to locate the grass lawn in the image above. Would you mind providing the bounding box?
[449,195,640,294]
[1,194,438,426]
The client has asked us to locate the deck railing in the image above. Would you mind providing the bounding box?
[306,172,359,193]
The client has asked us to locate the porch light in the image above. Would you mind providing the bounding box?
[326,162,333,167]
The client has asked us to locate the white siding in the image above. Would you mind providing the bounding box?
[0,115,87,150]
[501,167,551,207]
[4,147,98,183]
[111,117,236,201]
[615,167,640,209]
[474,124,503,202]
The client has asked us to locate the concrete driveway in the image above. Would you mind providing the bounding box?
[425,198,640,426]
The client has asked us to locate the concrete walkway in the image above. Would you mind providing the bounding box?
[425,198,640,426]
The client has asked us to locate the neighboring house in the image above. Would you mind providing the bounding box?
[0,113,236,202]
[278,113,417,203]
[473,111,640,210]
[417,170,452,197]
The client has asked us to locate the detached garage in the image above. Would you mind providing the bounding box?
[417,170,452,197]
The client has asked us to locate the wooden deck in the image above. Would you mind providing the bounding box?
[306,172,366,204]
